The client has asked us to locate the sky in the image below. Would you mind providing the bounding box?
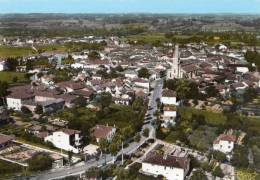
[0,0,260,14]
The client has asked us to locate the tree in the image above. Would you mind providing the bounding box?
[85,167,102,179]
[134,133,141,142]
[138,67,150,79]
[99,92,112,110]
[109,143,118,162]
[74,96,87,107]
[6,58,19,71]
[21,106,32,114]
[132,97,144,111]
[212,166,224,178]
[12,76,18,83]
[28,153,53,171]
[143,128,149,137]
[205,85,219,98]
[232,146,249,168]
[88,51,100,60]
[0,81,9,105]
[35,104,43,115]
[67,151,73,165]
[212,151,227,163]
[115,65,124,72]
[190,169,207,180]
[99,139,109,153]
[164,79,177,90]
[243,87,258,103]
[175,80,191,100]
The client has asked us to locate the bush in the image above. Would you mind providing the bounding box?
[232,146,249,168]
[212,166,224,178]
[28,153,53,171]
[212,151,227,163]
[191,169,207,180]
[35,104,43,114]
[21,106,32,114]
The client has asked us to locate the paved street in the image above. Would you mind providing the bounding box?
[143,78,164,139]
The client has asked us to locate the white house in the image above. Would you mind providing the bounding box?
[0,61,7,71]
[142,152,190,180]
[6,85,35,111]
[213,134,236,154]
[124,70,138,79]
[72,53,88,60]
[44,129,82,154]
[163,105,177,118]
[236,67,249,74]
[134,78,150,90]
[161,89,178,106]
[91,125,116,143]
[71,62,86,69]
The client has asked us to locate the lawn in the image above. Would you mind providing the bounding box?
[127,33,169,44]
[0,45,67,58]
[236,169,259,180]
[0,160,24,179]
[0,46,36,58]
[178,107,227,126]
[0,71,29,84]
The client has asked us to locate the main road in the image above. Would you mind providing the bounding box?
[143,78,164,139]
[34,78,164,180]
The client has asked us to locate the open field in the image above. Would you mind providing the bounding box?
[127,33,168,44]
[0,45,67,59]
[0,46,35,58]
[0,71,28,84]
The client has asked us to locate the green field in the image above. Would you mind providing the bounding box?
[0,71,29,84]
[127,33,169,44]
[0,46,35,58]
[0,45,68,58]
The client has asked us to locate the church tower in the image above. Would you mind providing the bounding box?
[167,44,181,79]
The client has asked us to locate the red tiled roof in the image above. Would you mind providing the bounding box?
[143,152,189,170]
[213,134,236,144]
[91,125,114,139]
[61,128,81,135]
[182,64,199,73]
[58,81,85,90]
[0,135,13,145]
[7,85,35,99]
[162,89,176,97]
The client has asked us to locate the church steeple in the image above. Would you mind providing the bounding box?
[167,44,181,79]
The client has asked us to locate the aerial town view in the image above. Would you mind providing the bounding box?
[0,0,260,180]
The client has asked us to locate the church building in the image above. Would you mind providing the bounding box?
[167,45,199,79]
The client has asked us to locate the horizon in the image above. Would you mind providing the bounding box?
[0,0,260,14]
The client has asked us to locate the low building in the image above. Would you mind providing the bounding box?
[142,152,190,180]
[83,144,100,157]
[50,154,64,169]
[91,125,116,143]
[163,105,177,118]
[0,135,14,150]
[213,134,236,154]
[6,85,35,111]
[124,70,138,79]
[45,129,82,153]
[161,89,178,106]
[0,60,7,71]
[134,78,150,91]
[23,98,65,113]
